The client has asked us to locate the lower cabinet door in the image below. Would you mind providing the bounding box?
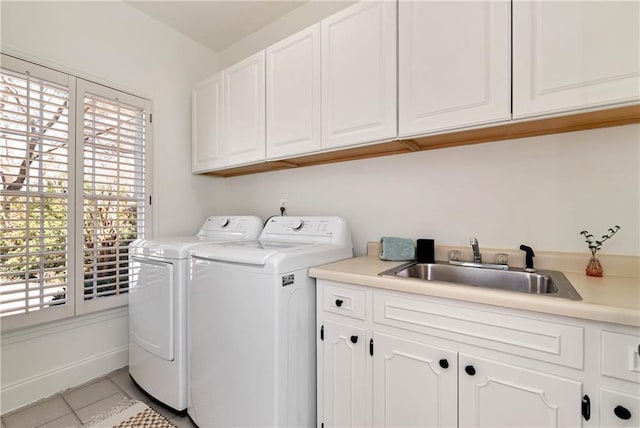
[459,353,583,427]
[600,388,640,428]
[373,332,457,427]
[322,320,367,427]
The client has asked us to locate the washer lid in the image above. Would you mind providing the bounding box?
[190,240,316,265]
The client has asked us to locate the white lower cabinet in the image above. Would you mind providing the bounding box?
[458,354,582,427]
[373,332,457,427]
[599,329,640,427]
[322,320,368,427]
[599,389,639,428]
[317,279,640,427]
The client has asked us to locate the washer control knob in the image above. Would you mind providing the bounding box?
[292,220,304,231]
[221,218,230,228]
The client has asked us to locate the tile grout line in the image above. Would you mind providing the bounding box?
[74,378,129,426]
[58,390,81,426]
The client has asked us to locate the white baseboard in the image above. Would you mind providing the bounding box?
[1,308,129,414]
[1,345,128,414]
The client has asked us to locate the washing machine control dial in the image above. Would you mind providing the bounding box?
[292,219,305,231]
[221,218,230,228]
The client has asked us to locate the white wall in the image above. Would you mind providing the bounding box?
[215,0,355,70]
[212,124,640,257]
[1,0,218,413]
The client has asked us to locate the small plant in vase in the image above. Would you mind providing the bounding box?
[579,226,621,277]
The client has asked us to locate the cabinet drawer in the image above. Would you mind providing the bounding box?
[373,293,584,369]
[602,331,640,383]
[323,283,366,321]
[600,388,640,428]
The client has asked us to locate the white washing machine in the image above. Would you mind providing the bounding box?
[188,216,353,427]
[128,216,263,412]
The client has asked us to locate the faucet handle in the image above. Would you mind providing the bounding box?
[470,237,478,246]
[494,253,509,265]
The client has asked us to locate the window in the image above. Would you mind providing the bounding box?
[0,54,152,329]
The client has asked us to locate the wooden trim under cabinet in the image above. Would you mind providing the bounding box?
[203,104,640,178]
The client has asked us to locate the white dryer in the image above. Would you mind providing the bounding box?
[188,216,353,427]
[128,216,262,412]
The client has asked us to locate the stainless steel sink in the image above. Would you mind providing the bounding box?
[379,262,582,300]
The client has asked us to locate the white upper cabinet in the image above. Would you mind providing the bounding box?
[266,24,321,159]
[321,1,397,150]
[223,51,266,166]
[513,1,640,118]
[398,0,511,137]
[192,72,224,173]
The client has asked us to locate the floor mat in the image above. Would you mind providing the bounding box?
[84,398,175,428]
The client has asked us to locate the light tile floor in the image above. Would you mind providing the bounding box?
[1,368,197,428]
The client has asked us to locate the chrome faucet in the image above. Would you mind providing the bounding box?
[448,237,508,270]
[470,237,482,263]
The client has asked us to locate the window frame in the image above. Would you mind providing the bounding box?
[0,54,153,330]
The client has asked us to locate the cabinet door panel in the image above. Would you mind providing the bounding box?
[601,330,640,384]
[192,72,224,172]
[266,24,321,159]
[373,332,457,427]
[399,0,510,136]
[513,1,640,118]
[224,51,266,166]
[459,353,582,427]
[600,388,640,428]
[323,320,367,427]
[321,1,397,149]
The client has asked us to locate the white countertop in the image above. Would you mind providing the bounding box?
[309,255,640,327]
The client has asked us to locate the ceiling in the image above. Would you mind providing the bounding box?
[126,1,309,53]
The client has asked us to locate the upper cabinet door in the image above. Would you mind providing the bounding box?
[224,51,266,166]
[192,72,224,173]
[398,0,511,137]
[266,24,321,160]
[321,1,397,150]
[513,1,640,119]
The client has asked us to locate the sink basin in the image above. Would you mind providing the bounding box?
[379,262,582,300]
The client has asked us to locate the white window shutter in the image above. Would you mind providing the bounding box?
[75,79,152,315]
[0,55,76,329]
